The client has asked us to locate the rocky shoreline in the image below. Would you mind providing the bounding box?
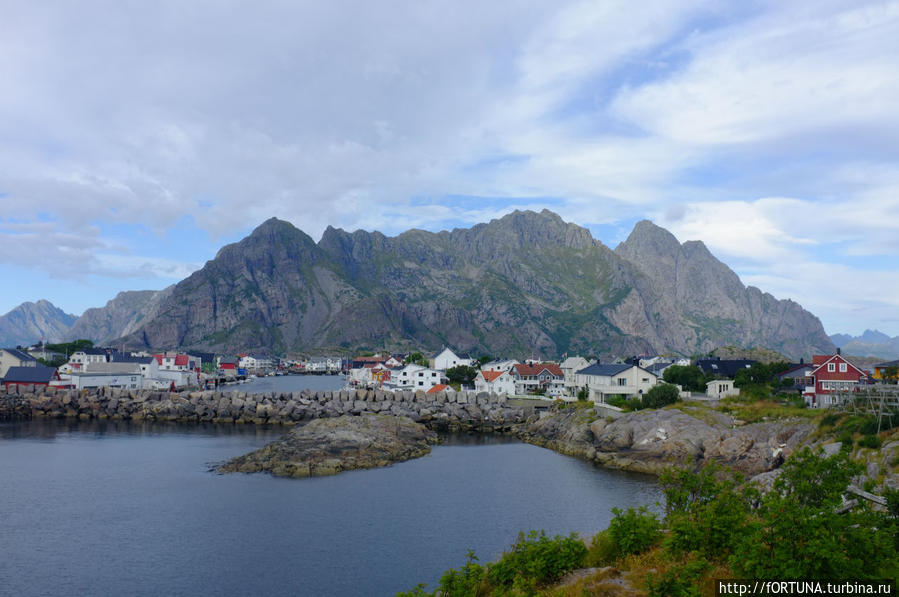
[0,384,846,480]
[219,414,438,477]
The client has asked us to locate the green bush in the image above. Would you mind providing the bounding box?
[605,395,629,409]
[486,530,587,590]
[585,530,618,567]
[645,560,708,597]
[641,383,680,409]
[608,506,661,556]
[857,434,882,449]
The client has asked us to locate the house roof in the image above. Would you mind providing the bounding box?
[2,348,38,362]
[480,369,507,383]
[85,362,143,375]
[810,354,866,378]
[695,359,756,377]
[2,365,57,383]
[219,358,239,366]
[427,384,451,394]
[645,362,673,375]
[431,347,458,359]
[112,355,154,365]
[576,363,632,377]
[875,359,899,368]
[513,363,563,377]
[174,355,189,367]
[78,348,109,356]
[777,363,815,378]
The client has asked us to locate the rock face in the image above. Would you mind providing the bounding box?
[218,414,438,477]
[112,210,833,359]
[521,406,814,476]
[0,300,78,347]
[67,287,174,344]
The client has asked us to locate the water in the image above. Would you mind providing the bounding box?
[222,374,345,394]
[0,419,661,597]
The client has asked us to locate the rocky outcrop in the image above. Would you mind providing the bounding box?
[218,414,438,477]
[111,210,832,360]
[0,300,77,346]
[520,406,814,476]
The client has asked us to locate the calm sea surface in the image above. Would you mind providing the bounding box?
[0,376,661,597]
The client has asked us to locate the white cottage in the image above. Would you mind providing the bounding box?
[429,348,473,371]
[574,363,658,403]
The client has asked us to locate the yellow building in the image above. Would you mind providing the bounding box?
[873,359,899,381]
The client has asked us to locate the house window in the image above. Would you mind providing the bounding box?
[617,378,627,386]
[828,363,836,372]
[839,363,847,373]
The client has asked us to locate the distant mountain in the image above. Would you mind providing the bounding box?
[0,300,78,347]
[66,286,174,345]
[113,210,834,360]
[829,330,899,360]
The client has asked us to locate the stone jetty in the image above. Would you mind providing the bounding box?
[0,384,529,432]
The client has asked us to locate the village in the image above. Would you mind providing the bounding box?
[1,342,897,409]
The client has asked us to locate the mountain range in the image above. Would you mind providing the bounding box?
[0,210,836,360]
[0,300,77,347]
[830,330,899,360]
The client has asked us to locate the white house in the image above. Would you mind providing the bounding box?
[387,363,427,390]
[66,362,144,390]
[473,369,516,395]
[706,379,740,399]
[480,359,519,373]
[69,348,109,368]
[511,363,566,397]
[574,363,658,403]
[560,356,593,399]
[429,348,473,371]
[408,367,445,392]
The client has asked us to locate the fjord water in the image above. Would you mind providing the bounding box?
[0,384,661,597]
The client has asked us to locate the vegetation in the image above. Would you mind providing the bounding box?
[576,386,589,401]
[605,384,679,411]
[401,449,899,596]
[45,339,94,356]
[446,365,479,387]
[406,352,429,367]
[662,365,707,392]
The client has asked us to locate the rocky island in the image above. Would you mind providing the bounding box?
[218,413,438,477]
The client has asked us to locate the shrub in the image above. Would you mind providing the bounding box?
[641,383,680,409]
[486,530,587,589]
[645,560,708,597]
[608,506,661,556]
[857,434,882,449]
[585,530,618,567]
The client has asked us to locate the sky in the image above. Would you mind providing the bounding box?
[1,0,898,337]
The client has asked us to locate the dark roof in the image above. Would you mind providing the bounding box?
[219,358,239,366]
[875,359,899,367]
[646,362,672,375]
[695,359,756,377]
[112,355,154,365]
[187,352,215,363]
[2,348,37,362]
[577,363,632,377]
[2,365,57,383]
[777,363,815,378]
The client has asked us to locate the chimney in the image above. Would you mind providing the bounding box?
[837,347,841,356]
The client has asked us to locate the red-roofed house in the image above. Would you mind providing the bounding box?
[154,353,192,371]
[511,363,565,397]
[426,384,454,394]
[474,369,515,395]
[804,353,868,407]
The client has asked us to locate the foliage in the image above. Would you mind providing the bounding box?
[857,434,882,449]
[486,531,587,590]
[662,365,707,392]
[660,465,755,558]
[640,383,680,409]
[645,560,707,597]
[38,356,67,367]
[731,447,898,580]
[733,362,775,387]
[477,355,493,367]
[446,365,479,386]
[407,352,429,367]
[883,365,899,384]
[45,339,93,356]
[585,530,618,567]
[608,506,661,556]
[576,386,589,401]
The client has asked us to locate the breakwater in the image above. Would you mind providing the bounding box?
[0,385,531,431]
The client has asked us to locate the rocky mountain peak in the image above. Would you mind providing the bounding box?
[616,219,682,258]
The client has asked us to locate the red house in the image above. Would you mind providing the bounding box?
[804,353,867,408]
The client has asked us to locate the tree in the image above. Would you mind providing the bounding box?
[406,352,429,367]
[733,362,773,388]
[446,365,478,387]
[577,386,590,401]
[883,365,899,384]
[662,365,706,392]
[477,355,492,367]
[641,383,680,409]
